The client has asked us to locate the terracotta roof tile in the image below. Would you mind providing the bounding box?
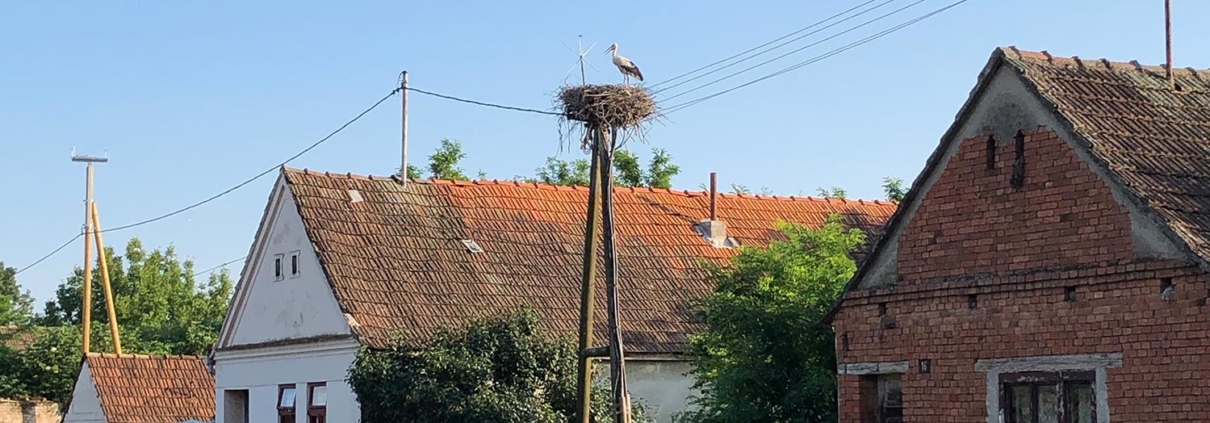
[999,47,1210,262]
[283,168,897,353]
[85,353,215,423]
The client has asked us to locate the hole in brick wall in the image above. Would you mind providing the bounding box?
[878,302,887,316]
[841,332,850,351]
[985,135,997,170]
[1059,213,1076,222]
[1161,277,1175,301]
[968,294,978,309]
[1064,286,1077,302]
[1011,130,1026,189]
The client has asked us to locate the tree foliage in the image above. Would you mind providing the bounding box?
[0,237,233,406]
[0,262,34,326]
[882,176,906,202]
[349,307,650,423]
[523,148,682,189]
[676,215,865,423]
[815,186,847,199]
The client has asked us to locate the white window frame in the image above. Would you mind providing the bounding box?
[975,353,1121,423]
[290,250,302,279]
[273,253,285,281]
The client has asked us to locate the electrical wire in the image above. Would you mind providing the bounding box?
[13,88,401,275]
[407,87,562,116]
[648,0,884,89]
[192,256,246,279]
[13,234,82,275]
[658,0,927,103]
[651,0,901,95]
[662,0,970,115]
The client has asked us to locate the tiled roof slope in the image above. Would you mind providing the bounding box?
[282,167,897,353]
[1001,47,1210,263]
[85,353,215,423]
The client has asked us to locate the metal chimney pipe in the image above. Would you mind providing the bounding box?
[709,172,717,221]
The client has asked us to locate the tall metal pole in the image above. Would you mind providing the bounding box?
[1165,0,1174,88]
[400,71,410,182]
[575,129,604,423]
[72,151,107,355]
[599,127,630,423]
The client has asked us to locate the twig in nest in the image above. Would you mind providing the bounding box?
[556,84,658,129]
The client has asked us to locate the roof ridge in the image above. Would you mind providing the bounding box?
[283,167,894,205]
[1000,45,1210,78]
[86,352,203,360]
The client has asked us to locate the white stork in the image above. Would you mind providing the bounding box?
[606,43,643,84]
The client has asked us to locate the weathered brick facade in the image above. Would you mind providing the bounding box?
[828,47,1210,422]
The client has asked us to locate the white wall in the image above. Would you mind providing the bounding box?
[594,360,698,423]
[214,339,360,423]
[61,362,104,423]
[224,182,351,348]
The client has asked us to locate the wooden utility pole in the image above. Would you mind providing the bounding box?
[575,129,603,423]
[400,71,410,183]
[72,151,105,354]
[90,202,122,354]
[598,127,631,423]
[71,150,122,355]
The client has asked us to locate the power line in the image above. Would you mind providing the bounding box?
[14,87,402,275]
[407,87,563,116]
[651,0,901,95]
[14,234,82,275]
[192,256,246,279]
[658,0,927,103]
[648,0,883,89]
[662,0,969,115]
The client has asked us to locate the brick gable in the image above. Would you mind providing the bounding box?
[897,129,1134,283]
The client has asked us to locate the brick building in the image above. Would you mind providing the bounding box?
[824,46,1210,423]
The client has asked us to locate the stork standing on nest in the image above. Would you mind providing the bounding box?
[606,43,643,85]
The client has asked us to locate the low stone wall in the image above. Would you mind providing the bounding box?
[0,399,60,423]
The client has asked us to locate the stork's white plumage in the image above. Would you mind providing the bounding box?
[606,43,643,84]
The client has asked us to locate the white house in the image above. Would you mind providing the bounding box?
[61,353,215,423]
[212,167,895,423]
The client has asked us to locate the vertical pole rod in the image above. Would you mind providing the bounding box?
[1165,0,1174,88]
[600,127,630,423]
[401,71,410,182]
[90,202,122,354]
[82,163,94,355]
[575,129,604,423]
[709,172,718,221]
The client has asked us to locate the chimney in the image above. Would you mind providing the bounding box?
[695,172,735,248]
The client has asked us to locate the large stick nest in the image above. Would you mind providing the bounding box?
[557,84,657,128]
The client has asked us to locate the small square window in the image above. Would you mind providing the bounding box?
[273,253,285,281]
[290,250,301,278]
[278,384,296,423]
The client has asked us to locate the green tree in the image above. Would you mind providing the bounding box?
[0,262,34,325]
[523,148,682,188]
[882,176,906,202]
[349,307,650,423]
[38,237,233,355]
[426,138,469,180]
[676,215,865,423]
[816,186,847,199]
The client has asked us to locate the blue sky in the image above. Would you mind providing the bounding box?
[2,0,1206,306]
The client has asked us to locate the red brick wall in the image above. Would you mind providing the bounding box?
[896,129,1134,283]
[833,129,1210,422]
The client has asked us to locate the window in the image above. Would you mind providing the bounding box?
[1001,371,1095,423]
[986,135,997,170]
[223,389,249,423]
[290,250,301,278]
[859,373,903,423]
[1011,130,1026,189]
[274,253,285,281]
[308,382,328,423]
[278,384,296,423]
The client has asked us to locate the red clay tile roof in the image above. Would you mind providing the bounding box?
[825,46,1210,322]
[282,167,897,353]
[84,353,215,423]
[1000,47,1210,263]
